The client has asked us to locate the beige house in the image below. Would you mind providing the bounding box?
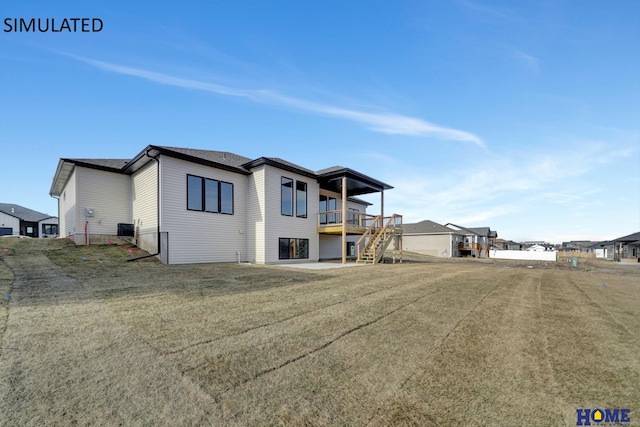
[402,220,465,258]
[402,220,496,258]
[50,145,402,265]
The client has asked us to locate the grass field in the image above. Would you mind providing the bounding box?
[0,239,638,426]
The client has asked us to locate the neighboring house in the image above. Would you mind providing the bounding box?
[402,220,466,258]
[0,203,59,238]
[526,244,546,252]
[402,221,497,258]
[589,241,614,260]
[49,145,402,265]
[494,239,523,251]
[523,241,555,251]
[562,241,594,252]
[611,232,640,262]
[445,223,492,258]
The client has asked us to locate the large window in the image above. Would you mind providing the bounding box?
[42,224,58,235]
[187,175,203,211]
[282,177,307,218]
[319,195,327,224]
[296,181,307,218]
[319,195,337,224]
[187,174,234,214]
[347,208,359,226]
[281,177,293,216]
[279,238,309,260]
[204,178,218,212]
[220,182,233,214]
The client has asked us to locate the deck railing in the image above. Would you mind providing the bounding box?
[356,214,403,264]
[317,210,378,230]
[458,242,483,251]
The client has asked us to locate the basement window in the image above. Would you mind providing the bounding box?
[279,238,309,259]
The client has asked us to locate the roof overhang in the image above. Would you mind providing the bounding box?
[317,167,393,196]
[50,159,75,197]
[242,157,317,179]
[50,158,127,197]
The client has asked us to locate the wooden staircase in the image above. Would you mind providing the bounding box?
[356,214,403,264]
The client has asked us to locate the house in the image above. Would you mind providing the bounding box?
[494,239,523,251]
[402,220,466,258]
[562,240,594,252]
[445,223,493,258]
[588,241,613,260]
[49,145,402,265]
[611,232,640,263]
[401,220,497,258]
[0,203,58,238]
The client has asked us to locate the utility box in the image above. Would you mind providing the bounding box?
[117,223,135,237]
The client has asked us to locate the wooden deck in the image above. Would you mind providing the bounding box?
[317,210,377,235]
[317,224,369,235]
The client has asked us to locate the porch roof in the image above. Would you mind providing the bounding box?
[316,166,393,196]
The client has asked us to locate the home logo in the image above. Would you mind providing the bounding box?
[576,408,631,426]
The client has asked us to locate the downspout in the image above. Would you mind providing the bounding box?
[145,148,162,261]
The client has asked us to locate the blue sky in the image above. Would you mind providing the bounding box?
[1,0,638,243]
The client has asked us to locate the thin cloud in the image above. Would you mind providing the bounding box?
[69,55,484,146]
[512,49,540,72]
[456,0,516,21]
[370,141,633,225]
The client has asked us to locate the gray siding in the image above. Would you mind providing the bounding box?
[160,156,248,264]
[132,161,158,253]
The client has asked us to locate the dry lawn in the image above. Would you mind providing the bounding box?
[0,239,638,426]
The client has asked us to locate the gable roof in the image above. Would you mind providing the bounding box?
[0,203,55,222]
[403,220,464,235]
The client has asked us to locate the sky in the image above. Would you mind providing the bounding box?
[1,0,639,243]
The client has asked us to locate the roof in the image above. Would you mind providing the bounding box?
[613,232,640,243]
[403,220,464,235]
[316,166,393,196]
[347,196,373,206]
[0,203,55,222]
[51,145,393,198]
[65,159,131,170]
[468,227,492,237]
[242,156,317,179]
[445,223,479,236]
[158,146,252,169]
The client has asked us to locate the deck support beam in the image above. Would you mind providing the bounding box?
[341,176,347,264]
